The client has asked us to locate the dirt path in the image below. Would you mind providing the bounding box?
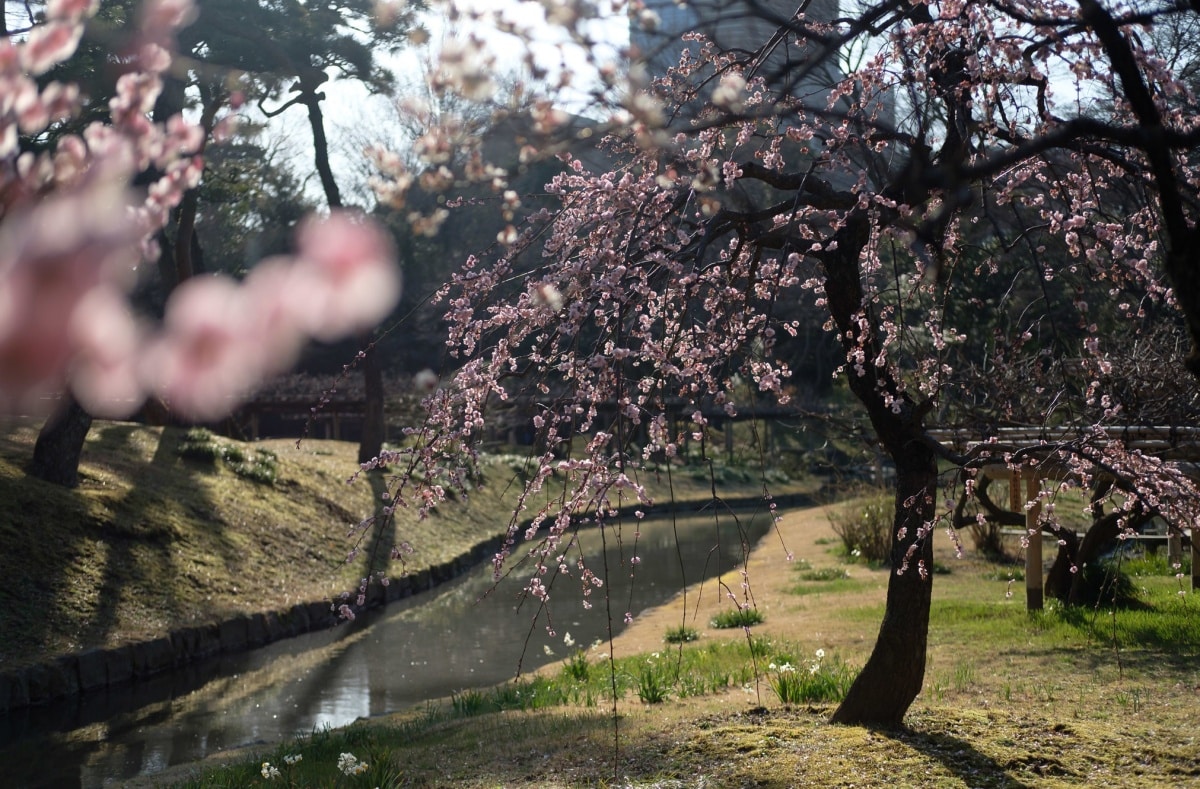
[572,502,891,666]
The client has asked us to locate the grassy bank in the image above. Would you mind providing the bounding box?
[0,418,807,673]
[150,497,1200,788]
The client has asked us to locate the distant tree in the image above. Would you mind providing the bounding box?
[192,122,313,278]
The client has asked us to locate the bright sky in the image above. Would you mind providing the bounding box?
[272,1,631,207]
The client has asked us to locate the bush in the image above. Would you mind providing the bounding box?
[176,428,224,464]
[175,428,277,485]
[829,490,894,566]
[664,625,700,644]
[767,649,855,704]
[711,607,764,629]
[798,566,850,582]
[562,649,591,681]
[227,448,278,485]
[635,655,670,704]
[1073,560,1142,609]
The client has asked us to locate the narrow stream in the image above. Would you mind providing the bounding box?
[0,510,773,788]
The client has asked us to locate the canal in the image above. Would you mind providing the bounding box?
[0,510,772,788]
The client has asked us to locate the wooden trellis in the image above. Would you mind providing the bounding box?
[932,427,1200,610]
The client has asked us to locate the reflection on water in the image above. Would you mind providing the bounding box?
[0,510,771,788]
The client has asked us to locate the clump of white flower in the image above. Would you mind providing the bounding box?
[337,752,369,776]
[260,762,280,780]
[712,72,747,112]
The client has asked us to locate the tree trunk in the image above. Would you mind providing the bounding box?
[1043,526,1081,602]
[830,443,937,727]
[817,211,939,727]
[300,84,342,210]
[29,396,93,487]
[358,333,385,464]
[1064,511,1148,606]
[297,82,387,465]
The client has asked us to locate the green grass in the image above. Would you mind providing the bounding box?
[710,606,765,629]
[160,553,1200,789]
[788,562,871,597]
[797,566,850,581]
[664,625,700,643]
[766,649,856,704]
[171,636,844,787]
[1124,551,1193,577]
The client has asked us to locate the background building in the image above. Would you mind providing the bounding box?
[631,0,844,103]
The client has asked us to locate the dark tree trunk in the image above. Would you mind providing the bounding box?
[831,444,937,727]
[172,89,222,284]
[299,82,342,210]
[1044,527,1081,602]
[358,334,385,464]
[816,212,939,727]
[952,474,1023,560]
[1044,508,1151,604]
[1064,511,1149,605]
[296,80,386,465]
[29,396,93,487]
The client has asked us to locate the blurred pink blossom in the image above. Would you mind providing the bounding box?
[20,21,84,76]
[68,288,145,417]
[142,275,262,421]
[291,211,400,341]
[0,180,141,410]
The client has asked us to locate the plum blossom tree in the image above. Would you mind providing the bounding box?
[361,0,1200,727]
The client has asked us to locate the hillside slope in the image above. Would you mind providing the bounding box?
[0,419,806,676]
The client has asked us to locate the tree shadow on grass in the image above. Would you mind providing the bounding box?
[363,471,397,586]
[874,726,1037,788]
[0,420,235,668]
[76,424,193,648]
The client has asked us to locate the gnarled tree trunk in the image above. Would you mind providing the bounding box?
[831,443,937,726]
[29,395,93,487]
[817,212,939,727]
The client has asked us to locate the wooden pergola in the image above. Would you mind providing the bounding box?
[932,427,1200,610]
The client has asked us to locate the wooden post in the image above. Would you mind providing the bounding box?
[1010,468,1032,607]
[1191,527,1199,591]
[1025,471,1043,611]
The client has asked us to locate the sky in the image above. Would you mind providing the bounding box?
[269,1,631,208]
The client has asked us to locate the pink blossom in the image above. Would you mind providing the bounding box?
[19,21,84,76]
[138,0,197,41]
[0,181,140,409]
[141,275,264,420]
[291,212,400,341]
[68,288,145,417]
